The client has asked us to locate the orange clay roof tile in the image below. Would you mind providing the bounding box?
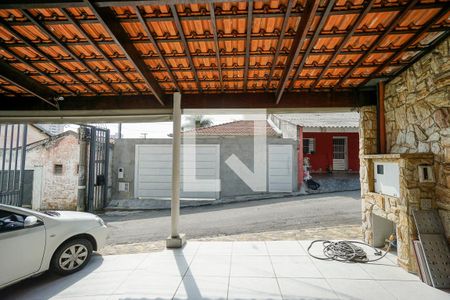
[185,120,280,136]
[0,0,447,97]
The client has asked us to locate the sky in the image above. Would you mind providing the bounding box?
[66,114,244,138]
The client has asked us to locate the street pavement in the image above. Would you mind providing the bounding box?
[101,190,361,246]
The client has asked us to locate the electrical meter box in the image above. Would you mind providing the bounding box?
[374,162,400,197]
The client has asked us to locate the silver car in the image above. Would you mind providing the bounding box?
[0,204,108,289]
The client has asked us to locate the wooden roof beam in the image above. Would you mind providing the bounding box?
[0,90,376,111]
[19,25,441,36]
[243,0,254,92]
[266,0,295,91]
[135,6,181,93]
[359,7,450,87]
[61,8,140,94]
[4,52,428,74]
[275,0,320,104]
[33,67,394,81]
[0,60,58,108]
[0,18,96,94]
[335,0,420,88]
[311,0,376,89]
[0,0,240,8]
[169,4,202,92]
[85,0,165,105]
[209,3,224,92]
[288,0,336,91]
[0,0,446,12]
[6,44,442,63]
[4,26,448,46]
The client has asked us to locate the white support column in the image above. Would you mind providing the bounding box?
[166,92,186,248]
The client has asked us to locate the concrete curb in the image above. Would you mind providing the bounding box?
[105,187,360,211]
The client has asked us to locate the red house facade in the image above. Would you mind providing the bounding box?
[269,113,360,188]
[302,132,359,173]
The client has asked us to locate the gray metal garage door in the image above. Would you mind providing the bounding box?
[135,144,220,199]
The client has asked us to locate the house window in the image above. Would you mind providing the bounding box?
[303,138,315,154]
[54,164,63,175]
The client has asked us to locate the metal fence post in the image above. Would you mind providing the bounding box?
[87,127,96,212]
[19,124,27,206]
[103,130,110,209]
[77,127,88,211]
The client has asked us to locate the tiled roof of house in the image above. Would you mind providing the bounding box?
[27,130,78,150]
[31,124,53,136]
[274,112,359,128]
[185,120,280,137]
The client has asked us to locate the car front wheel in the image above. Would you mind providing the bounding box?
[51,238,93,275]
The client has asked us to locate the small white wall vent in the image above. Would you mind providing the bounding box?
[418,165,434,183]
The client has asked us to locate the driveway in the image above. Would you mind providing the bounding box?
[101,190,361,246]
[3,241,448,300]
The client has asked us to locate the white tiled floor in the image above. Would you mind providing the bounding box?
[2,241,449,300]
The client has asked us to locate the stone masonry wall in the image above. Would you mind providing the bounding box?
[384,37,450,239]
[360,38,449,271]
[359,106,378,197]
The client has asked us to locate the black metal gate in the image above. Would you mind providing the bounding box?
[0,124,27,206]
[84,126,110,212]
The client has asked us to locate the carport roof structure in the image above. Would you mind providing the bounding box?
[274,112,359,128]
[0,0,449,111]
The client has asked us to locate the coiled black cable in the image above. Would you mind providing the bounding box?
[307,240,391,263]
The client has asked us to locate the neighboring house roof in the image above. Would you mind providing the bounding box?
[31,124,54,136]
[273,112,359,128]
[27,130,78,151]
[184,120,280,137]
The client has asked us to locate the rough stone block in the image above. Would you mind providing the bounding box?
[374,195,384,210]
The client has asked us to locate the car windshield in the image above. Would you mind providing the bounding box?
[0,204,48,219]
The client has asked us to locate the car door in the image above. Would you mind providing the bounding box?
[0,209,46,287]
